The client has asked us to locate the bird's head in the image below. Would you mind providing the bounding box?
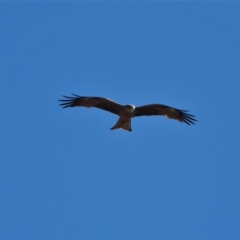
[125,104,135,112]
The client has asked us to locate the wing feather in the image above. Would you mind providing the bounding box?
[58,94,123,115]
[132,104,197,125]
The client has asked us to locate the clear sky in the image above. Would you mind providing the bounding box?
[1,2,240,240]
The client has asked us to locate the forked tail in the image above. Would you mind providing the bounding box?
[110,118,132,132]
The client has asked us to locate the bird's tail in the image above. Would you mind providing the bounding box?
[110,118,132,132]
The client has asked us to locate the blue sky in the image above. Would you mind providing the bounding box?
[1,2,240,240]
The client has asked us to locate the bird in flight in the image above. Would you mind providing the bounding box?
[58,94,197,131]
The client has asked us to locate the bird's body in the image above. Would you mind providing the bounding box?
[59,94,197,131]
[111,104,135,131]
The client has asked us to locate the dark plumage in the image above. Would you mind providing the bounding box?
[59,94,197,131]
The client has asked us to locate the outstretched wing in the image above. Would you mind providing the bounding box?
[132,104,197,125]
[58,94,123,115]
